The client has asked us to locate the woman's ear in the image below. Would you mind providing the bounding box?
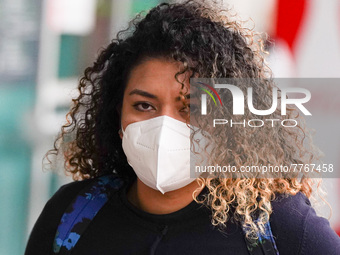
[118,128,123,139]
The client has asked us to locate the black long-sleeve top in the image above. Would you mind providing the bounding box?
[25,177,340,255]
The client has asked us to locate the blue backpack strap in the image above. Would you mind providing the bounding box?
[242,219,279,255]
[52,174,124,254]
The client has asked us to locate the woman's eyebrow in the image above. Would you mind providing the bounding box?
[175,93,191,101]
[129,89,157,99]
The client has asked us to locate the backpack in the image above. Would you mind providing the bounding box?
[52,174,279,255]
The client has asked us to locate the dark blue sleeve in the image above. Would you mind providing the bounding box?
[270,192,340,255]
[299,205,340,255]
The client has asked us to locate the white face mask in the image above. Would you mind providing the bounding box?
[121,115,201,194]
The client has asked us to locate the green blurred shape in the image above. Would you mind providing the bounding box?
[0,85,34,255]
[131,0,160,15]
[58,35,82,78]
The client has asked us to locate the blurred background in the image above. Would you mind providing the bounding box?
[0,0,339,254]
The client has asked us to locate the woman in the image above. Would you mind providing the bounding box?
[25,1,340,254]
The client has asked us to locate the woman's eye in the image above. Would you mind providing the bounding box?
[133,102,154,112]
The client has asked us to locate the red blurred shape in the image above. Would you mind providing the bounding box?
[275,0,307,52]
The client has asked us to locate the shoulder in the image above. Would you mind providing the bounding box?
[271,191,311,221]
[25,175,123,255]
[47,178,94,208]
[44,174,124,212]
[270,192,340,255]
[40,177,97,221]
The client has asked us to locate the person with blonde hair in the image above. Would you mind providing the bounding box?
[25,1,340,254]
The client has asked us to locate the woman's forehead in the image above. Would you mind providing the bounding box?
[125,58,191,93]
[129,58,189,80]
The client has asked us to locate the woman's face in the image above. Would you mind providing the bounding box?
[120,58,193,134]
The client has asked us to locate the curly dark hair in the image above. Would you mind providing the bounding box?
[46,0,322,240]
[47,0,268,180]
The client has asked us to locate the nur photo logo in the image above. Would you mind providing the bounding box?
[193,78,312,128]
